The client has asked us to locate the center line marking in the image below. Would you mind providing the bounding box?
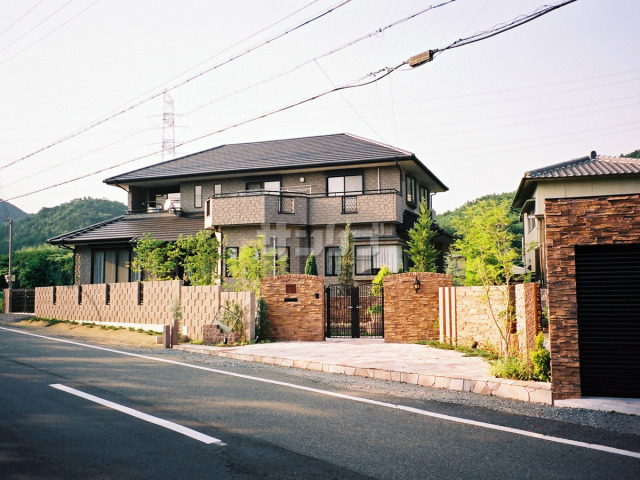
[50,383,225,446]
[4,326,639,459]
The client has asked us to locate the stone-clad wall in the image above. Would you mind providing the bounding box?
[35,280,255,341]
[384,272,453,343]
[515,283,541,359]
[260,274,325,341]
[545,194,640,400]
[439,285,516,353]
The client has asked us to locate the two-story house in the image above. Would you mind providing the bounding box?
[512,151,640,286]
[49,133,449,284]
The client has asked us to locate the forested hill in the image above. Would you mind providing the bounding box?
[436,192,523,249]
[0,198,127,252]
[0,201,28,221]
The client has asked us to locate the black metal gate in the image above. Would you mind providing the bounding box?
[9,289,36,313]
[575,244,640,398]
[325,283,383,338]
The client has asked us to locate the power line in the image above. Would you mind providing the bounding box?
[185,0,458,117]
[0,0,100,66]
[0,0,352,172]
[3,0,579,203]
[0,0,46,38]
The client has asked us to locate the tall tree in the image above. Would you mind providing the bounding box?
[452,198,519,357]
[339,222,354,287]
[130,233,176,281]
[406,199,438,272]
[225,235,287,294]
[174,230,219,285]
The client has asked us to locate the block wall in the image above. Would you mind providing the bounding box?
[544,194,640,400]
[260,274,325,341]
[34,280,255,342]
[383,272,453,343]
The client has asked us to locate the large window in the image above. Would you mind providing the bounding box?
[327,174,363,196]
[224,247,239,277]
[355,245,403,275]
[325,247,342,276]
[92,248,130,284]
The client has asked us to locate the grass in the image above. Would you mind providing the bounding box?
[415,339,500,361]
[25,317,160,336]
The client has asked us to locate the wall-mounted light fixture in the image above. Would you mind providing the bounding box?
[413,277,421,293]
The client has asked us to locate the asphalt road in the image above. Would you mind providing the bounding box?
[1,327,639,479]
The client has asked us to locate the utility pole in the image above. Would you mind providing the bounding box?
[162,89,175,161]
[6,218,13,290]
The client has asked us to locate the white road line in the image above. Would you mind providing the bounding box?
[4,326,640,459]
[50,383,225,446]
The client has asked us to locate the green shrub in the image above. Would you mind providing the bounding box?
[490,356,534,380]
[256,297,269,341]
[530,332,551,382]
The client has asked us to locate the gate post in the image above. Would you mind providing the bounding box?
[325,286,331,338]
[351,286,360,338]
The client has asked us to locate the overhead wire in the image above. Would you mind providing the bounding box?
[0,0,46,38]
[3,0,581,202]
[0,0,353,171]
[0,0,101,66]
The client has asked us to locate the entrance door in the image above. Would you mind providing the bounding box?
[575,244,640,398]
[325,284,383,338]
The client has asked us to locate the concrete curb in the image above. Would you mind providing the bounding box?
[174,344,552,405]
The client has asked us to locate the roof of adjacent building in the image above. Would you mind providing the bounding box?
[47,213,204,246]
[512,153,640,209]
[104,133,447,191]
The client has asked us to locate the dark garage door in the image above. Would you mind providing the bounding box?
[575,244,640,398]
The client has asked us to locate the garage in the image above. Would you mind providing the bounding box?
[575,244,640,398]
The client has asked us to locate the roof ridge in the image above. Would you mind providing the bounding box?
[525,155,591,177]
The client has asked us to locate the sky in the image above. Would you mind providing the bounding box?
[0,0,639,216]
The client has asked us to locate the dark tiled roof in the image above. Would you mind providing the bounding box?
[524,155,640,179]
[105,133,415,184]
[48,213,204,245]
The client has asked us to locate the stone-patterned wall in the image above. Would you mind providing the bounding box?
[545,194,640,400]
[260,274,325,341]
[34,280,255,342]
[515,283,541,359]
[439,285,516,354]
[384,272,452,343]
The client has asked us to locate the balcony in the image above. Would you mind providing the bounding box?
[205,189,403,228]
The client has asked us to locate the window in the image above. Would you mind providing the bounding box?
[327,174,363,196]
[154,192,180,210]
[325,247,342,276]
[418,186,429,206]
[214,184,222,197]
[527,214,536,233]
[224,247,239,277]
[275,247,290,274]
[355,245,403,275]
[92,248,131,284]
[406,176,416,205]
[246,180,280,192]
[194,185,202,208]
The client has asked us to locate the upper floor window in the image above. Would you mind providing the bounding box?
[246,180,280,192]
[194,185,202,208]
[327,174,363,196]
[406,176,416,205]
[325,247,342,276]
[418,186,429,207]
[214,184,222,197]
[527,215,536,233]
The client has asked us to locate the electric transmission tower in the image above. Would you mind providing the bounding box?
[162,89,175,160]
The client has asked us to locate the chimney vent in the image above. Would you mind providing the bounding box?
[590,150,597,159]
